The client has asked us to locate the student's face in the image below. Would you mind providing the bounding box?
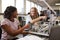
[12,10,18,18]
[30,9,37,17]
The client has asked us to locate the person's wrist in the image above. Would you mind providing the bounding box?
[39,16,42,19]
[23,24,29,29]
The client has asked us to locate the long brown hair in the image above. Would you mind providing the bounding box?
[30,7,39,19]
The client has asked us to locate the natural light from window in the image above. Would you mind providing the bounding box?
[2,0,14,13]
[16,0,24,14]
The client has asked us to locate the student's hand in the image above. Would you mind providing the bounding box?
[23,24,30,29]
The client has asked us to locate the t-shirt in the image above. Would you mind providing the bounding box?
[25,15,32,24]
[25,15,40,31]
[1,18,23,40]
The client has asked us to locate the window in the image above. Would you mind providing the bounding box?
[26,0,31,14]
[26,0,42,14]
[1,0,42,14]
[2,0,24,14]
[30,2,35,8]
[38,5,42,11]
[35,4,38,8]
[37,5,42,14]
[2,0,15,13]
[16,0,24,14]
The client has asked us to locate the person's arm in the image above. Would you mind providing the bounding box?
[18,26,30,34]
[30,16,46,24]
[1,24,29,37]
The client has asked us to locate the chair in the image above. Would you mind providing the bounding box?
[0,26,2,39]
[49,25,60,40]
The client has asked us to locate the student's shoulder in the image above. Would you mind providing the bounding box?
[1,18,9,25]
[1,18,8,22]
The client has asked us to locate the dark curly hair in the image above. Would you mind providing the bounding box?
[4,6,17,19]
